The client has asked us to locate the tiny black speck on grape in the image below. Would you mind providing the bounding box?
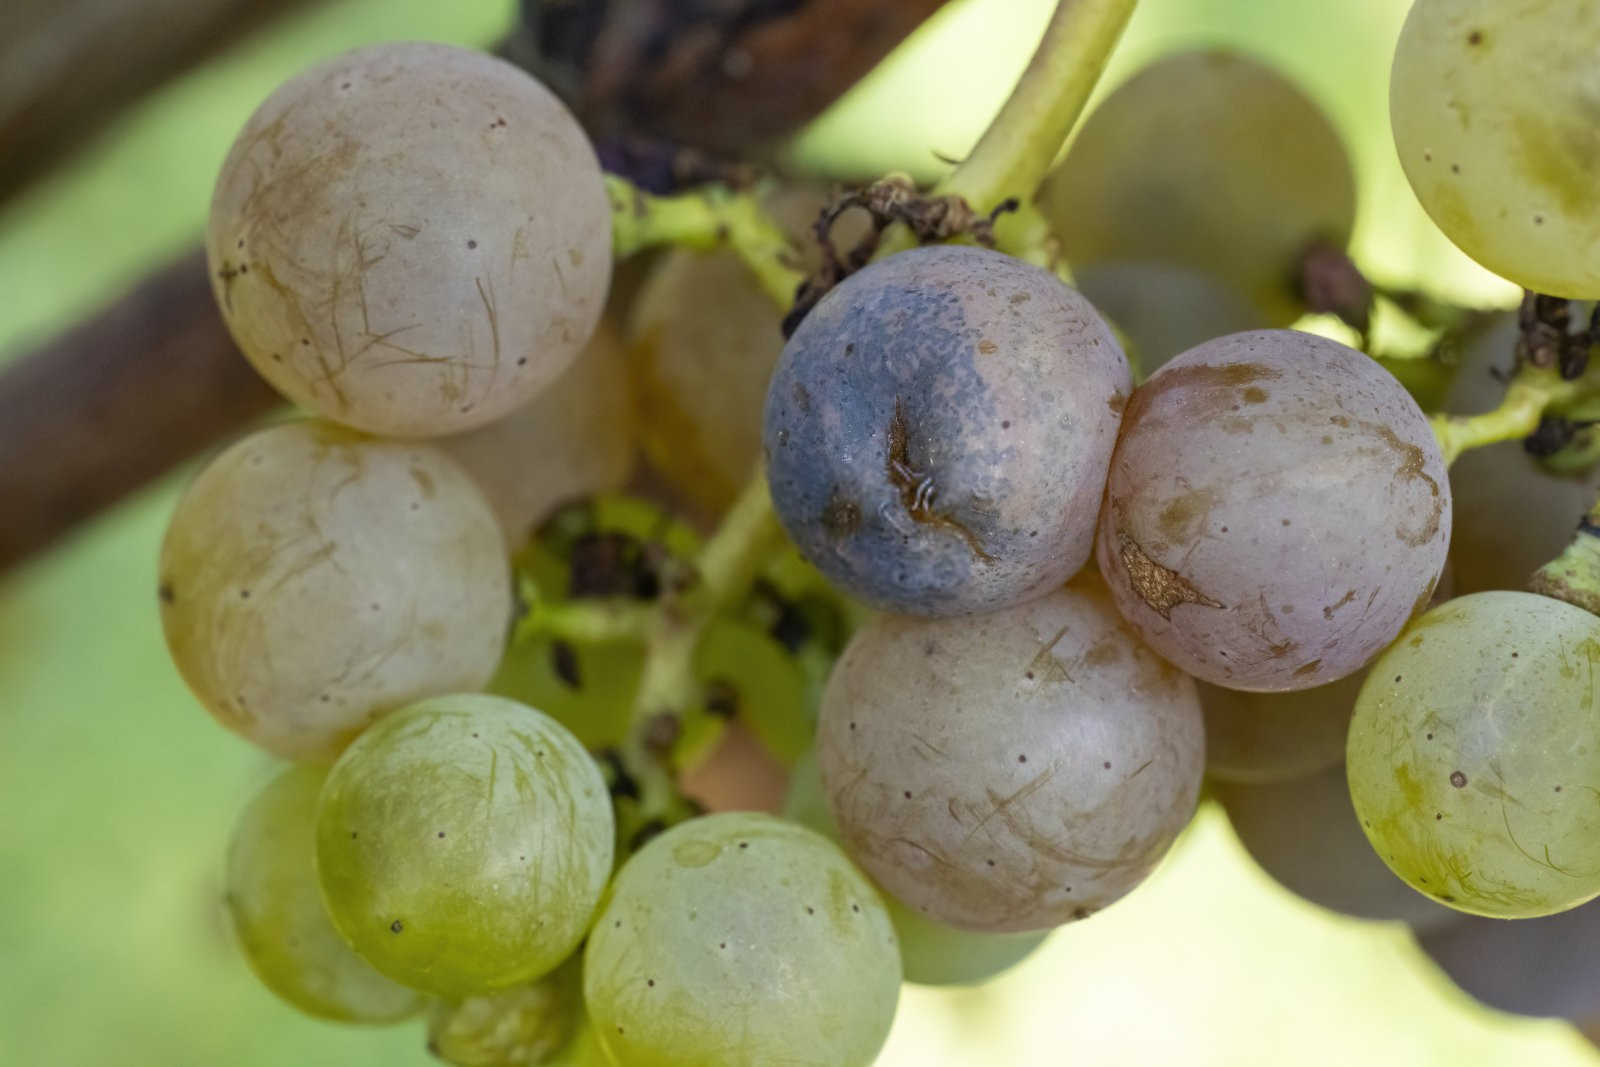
[647,979,655,987]
[437,831,446,839]
[852,904,860,913]
[1450,770,1467,788]
[1103,761,1112,770]
[986,859,995,867]
[390,919,404,933]
[1018,754,1027,763]
[1394,675,1402,683]
[239,589,250,599]
[467,239,478,249]
[806,906,815,915]
[903,790,912,798]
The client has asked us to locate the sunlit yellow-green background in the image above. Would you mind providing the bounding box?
[0,0,1586,1064]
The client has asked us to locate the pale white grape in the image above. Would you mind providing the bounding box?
[817,576,1204,932]
[428,958,580,1066]
[206,41,611,437]
[784,750,1048,986]
[583,812,900,1067]
[1096,330,1450,691]
[1348,592,1600,917]
[441,321,637,547]
[1216,767,1460,930]
[159,420,510,762]
[316,694,613,996]
[1075,262,1265,375]
[1391,0,1600,297]
[1038,49,1355,323]
[225,766,425,1022]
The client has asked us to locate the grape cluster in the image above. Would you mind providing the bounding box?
[165,7,1600,1062]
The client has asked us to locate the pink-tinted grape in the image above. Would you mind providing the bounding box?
[765,245,1130,616]
[816,576,1204,932]
[1096,329,1450,691]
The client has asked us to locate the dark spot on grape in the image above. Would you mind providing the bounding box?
[1441,894,1456,903]
[1025,671,1035,680]
[158,582,175,604]
[437,831,446,838]
[1018,754,1027,763]
[1534,215,1545,226]
[792,382,813,413]
[614,921,622,928]
[1556,785,1563,793]
[821,491,862,539]
[1072,907,1091,920]
[647,979,655,987]
[350,831,358,839]
[1451,163,1461,174]
[1103,761,1112,770]
[467,239,478,249]
[319,694,330,703]
[849,722,856,730]
[1001,420,1011,429]
[719,942,726,949]
[1467,29,1483,45]
[1436,813,1442,820]
[844,343,855,356]
[738,841,748,849]
[1395,676,1402,683]
[340,81,351,90]
[270,352,282,362]
[986,859,995,867]
[1511,651,1519,658]
[806,906,815,914]
[852,904,860,913]
[1450,770,1467,788]
[1426,733,1433,740]
[390,920,404,933]
[517,357,527,366]
[239,589,250,599]
[903,790,912,799]
[301,338,310,346]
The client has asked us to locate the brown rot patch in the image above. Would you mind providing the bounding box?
[1241,386,1268,404]
[886,399,993,563]
[1371,423,1443,546]
[1293,659,1322,677]
[1116,530,1225,620]
[1124,361,1283,425]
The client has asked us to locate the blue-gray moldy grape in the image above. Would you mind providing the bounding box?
[763,245,1130,616]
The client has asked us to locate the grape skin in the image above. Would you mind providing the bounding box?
[441,321,637,547]
[1348,592,1600,918]
[1074,262,1265,376]
[159,420,511,762]
[783,750,1048,986]
[427,957,580,1067]
[224,766,425,1022]
[1391,0,1600,298]
[1216,767,1461,931]
[316,694,614,997]
[1037,50,1355,324]
[764,245,1130,616]
[817,577,1205,932]
[1200,677,1360,786]
[1096,329,1451,692]
[206,42,611,437]
[583,812,901,1067]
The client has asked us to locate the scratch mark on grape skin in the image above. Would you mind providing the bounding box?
[1116,531,1225,620]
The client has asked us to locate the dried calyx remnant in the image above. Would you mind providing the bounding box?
[782,177,1019,337]
[1518,291,1600,458]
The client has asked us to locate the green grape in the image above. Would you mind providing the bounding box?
[692,616,810,767]
[316,694,614,996]
[784,750,1048,987]
[1348,592,1600,917]
[206,42,612,437]
[1216,768,1460,930]
[1037,49,1355,324]
[159,420,511,762]
[628,247,782,518]
[428,957,581,1067]
[224,766,425,1022]
[1445,313,1600,594]
[441,321,637,548]
[583,812,900,1067]
[1391,0,1600,298]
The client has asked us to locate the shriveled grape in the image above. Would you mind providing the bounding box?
[583,812,900,1067]
[817,577,1204,932]
[765,245,1130,616]
[441,322,637,547]
[1038,50,1355,324]
[159,420,510,762]
[1216,767,1460,930]
[316,694,613,996]
[1391,0,1600,298]
[1096,329,1450,691]
[784,749,1048,986]
[1348,591,1600,918]
[224,766,425,1022]
[206,42,611,437]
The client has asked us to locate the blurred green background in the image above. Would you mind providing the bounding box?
[0,0,1586,1064]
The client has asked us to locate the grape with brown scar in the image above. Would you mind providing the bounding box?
[764,244,1129,616]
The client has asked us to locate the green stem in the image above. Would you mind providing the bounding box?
[934,0,1137,210]
[606,175,805,308]
[1430,369,1584,466]
[1530,498,1600,616]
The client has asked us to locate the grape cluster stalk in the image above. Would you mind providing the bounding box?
[162,1,1600,1063]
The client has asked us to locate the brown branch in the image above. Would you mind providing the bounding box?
[0,0,320,205]
[0,251,279,571]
